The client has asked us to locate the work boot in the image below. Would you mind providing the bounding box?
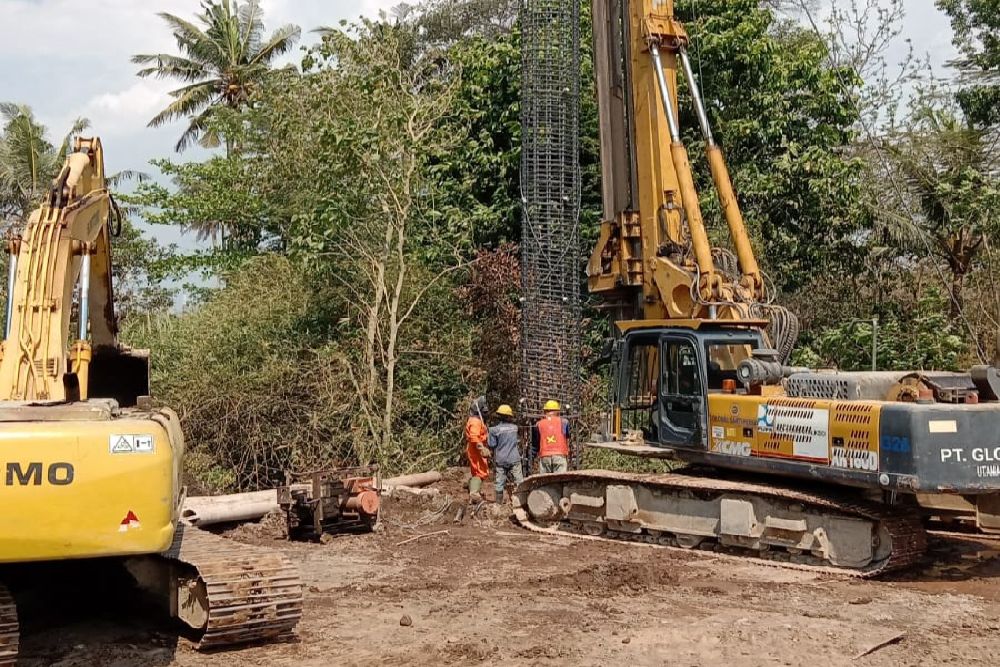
[469,476,483,502]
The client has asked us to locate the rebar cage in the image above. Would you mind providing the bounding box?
[518,0,583,445]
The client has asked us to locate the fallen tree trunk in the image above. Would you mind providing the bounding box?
[384,485,441,498]
[181,496,278,527]
[380,471,442,489]
[182,484,310,527]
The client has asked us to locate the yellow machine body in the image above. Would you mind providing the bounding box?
[706,395,881,471]
[0,405,183,563]
[0,138,183,564]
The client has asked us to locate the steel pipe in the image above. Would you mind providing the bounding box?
[4,253,17,338]
[78,252,91,340]
[679,48,715,145]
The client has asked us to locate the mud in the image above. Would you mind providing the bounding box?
[10,472,1000,666]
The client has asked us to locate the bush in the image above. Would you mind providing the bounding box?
[123,255,477,492]
[123,256,354,492]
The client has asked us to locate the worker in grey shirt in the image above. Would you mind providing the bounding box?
[488,404,523,502]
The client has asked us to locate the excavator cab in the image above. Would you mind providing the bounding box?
[611,322,764,448]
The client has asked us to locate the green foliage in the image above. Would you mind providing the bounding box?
[125,254,474,492]
[133,0,301,151]
[793,288,969,371]
[675,0,866,290]
[582,448,676,474]
[937,0,1000,127]
[873,90,1000,321]
[112,218,175,320]
[122,256,348,492]
[124,112,278,271]
[429,33,523,250]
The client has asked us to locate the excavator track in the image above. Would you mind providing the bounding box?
[161,524,303,648]
[513,470,926,578]
[0,584,16,667]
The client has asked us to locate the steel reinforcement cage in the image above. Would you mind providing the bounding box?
[518,0,583,450]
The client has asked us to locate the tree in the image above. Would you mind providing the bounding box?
[674,0,866,291]
[0,104,88,224]
[125,110,276,263]
[133,0,300,151]
[881,93,1000,320]
[938,0,1000,127]
[291,22,468,466]
[794,287,968,371]
[416,0,518,44]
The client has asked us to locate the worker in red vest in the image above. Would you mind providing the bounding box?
[530,400,570,474]
[465,399,490,501]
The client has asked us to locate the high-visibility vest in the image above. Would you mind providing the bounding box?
[536,415,568,458]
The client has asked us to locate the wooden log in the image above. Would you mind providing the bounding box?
[384,485,441,498]
[380,471,442,489]
[181,497,279,527]
[181,484,311,527]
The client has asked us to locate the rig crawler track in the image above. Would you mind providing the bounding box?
[162,524,304,648]
[514,470,926,577]
[0,584,16,667]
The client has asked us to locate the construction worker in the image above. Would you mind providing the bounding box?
[488,404,523,502]
[531,400,570,474]
[465,399,490,501]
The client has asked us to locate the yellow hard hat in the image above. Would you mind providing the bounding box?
[496,404,515,417]
[543,400,561,412]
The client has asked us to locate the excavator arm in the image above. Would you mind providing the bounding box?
[0,137,303,667]
[0,137,146,403]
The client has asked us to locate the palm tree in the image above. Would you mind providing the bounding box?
[0,104,89,224]
[873,97,1000,320]
[132,0,301,152]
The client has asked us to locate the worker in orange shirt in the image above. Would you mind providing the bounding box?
[465,398,491,501]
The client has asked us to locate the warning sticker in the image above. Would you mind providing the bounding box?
[109,434,155,454]
[118,510,141,532]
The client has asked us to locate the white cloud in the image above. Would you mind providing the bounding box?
[0,1,397,161]
[85,81,173,120]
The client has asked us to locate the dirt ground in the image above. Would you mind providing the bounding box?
[12,470,1000,666]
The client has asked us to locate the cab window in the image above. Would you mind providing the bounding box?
[704,342,755,390]
[665,340,700,396]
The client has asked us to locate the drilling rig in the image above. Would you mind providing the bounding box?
[514,0,1000,576]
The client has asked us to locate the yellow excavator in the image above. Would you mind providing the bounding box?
[515,0,1000,575]
[0,137,302,664]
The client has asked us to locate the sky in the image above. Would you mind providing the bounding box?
[0,0,401,182]
[0,0,961,251]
